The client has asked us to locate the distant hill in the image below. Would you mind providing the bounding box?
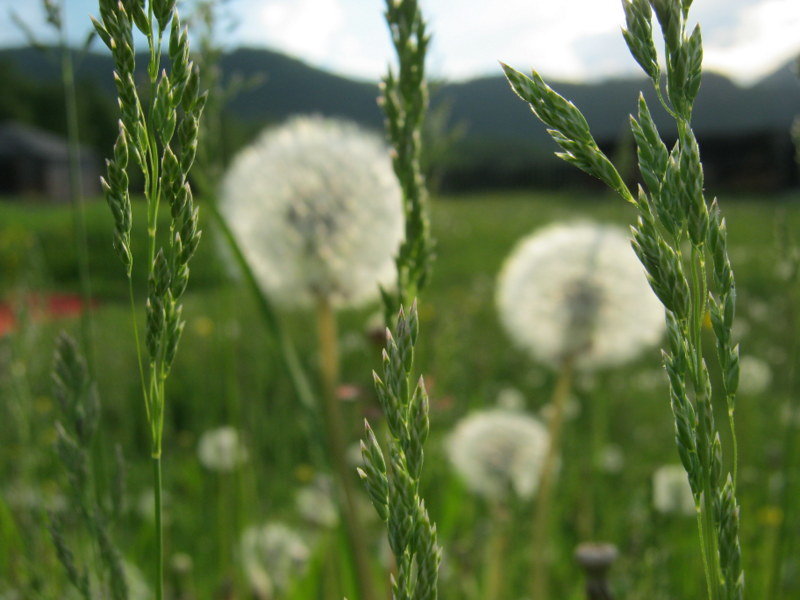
[0,46,383,127]
[2,45,798,191]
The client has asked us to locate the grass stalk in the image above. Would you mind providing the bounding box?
[59,30,95,372]
[94,1,206,595]
[153,455,164,600]
[316,296,377,600]
[531,356,574,600]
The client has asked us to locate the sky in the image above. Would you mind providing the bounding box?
[1,0,798,85]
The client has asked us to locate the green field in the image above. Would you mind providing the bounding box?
[2,189,800,599]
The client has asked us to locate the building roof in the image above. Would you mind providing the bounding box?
[0,121,96,162]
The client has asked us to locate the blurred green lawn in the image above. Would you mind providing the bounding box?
[2,189,799,599]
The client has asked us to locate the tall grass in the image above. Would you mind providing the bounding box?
[503,0,745,597]
[92,0,205,596]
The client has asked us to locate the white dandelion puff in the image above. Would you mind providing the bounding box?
[652,464,695,516]
[219,115,404,308]
[197,426,248,472]
[240,522,311,598]
[496,222,665,370]
[445,409,549,502]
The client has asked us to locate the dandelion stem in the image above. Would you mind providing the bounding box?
[485,502,510,600]
[583,383,610,541]
[532,356,574,600]
[316,296,377,600]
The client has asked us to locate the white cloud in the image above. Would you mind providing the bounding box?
[241,0,345,62]
[0,0,797,85]
[423,0,799,83]
[423,0,627,80]
[702,0,800,84]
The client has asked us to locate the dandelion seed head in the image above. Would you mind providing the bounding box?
[197,426,248,472]
[496,222,665,370]
[652,464,695,516]
[220,115,404,308]
[240,522,310,598]
[445,408,549,502]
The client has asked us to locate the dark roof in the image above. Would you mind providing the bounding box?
[0,121,96,162]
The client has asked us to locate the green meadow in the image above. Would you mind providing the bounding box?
[2,189,799,599]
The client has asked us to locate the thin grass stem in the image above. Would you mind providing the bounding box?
[128,277,149,416]
[59,28,94,372]
[153,456,164,600]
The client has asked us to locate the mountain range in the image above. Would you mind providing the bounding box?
[2,45,798,190]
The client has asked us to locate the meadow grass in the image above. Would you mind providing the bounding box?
[2,189,799,598]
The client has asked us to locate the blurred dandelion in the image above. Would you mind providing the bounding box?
[496,386,526,411]
[137,489,172,524]
[219,115,403,308]
[296,475,339,529]
[4,483,66,513]
[446,408,549,502]
[496,221,664,370]
[124,560,151,600]
[447,407,548,599]
[497,221,664,596]
[738,355,772,396]
[197,426,248,472]
[221,114,402,599]
[240,522,310,599]
[598,444,625,474]
[653,465,695,516]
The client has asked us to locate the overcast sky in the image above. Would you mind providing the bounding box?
[1,0,798,85]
